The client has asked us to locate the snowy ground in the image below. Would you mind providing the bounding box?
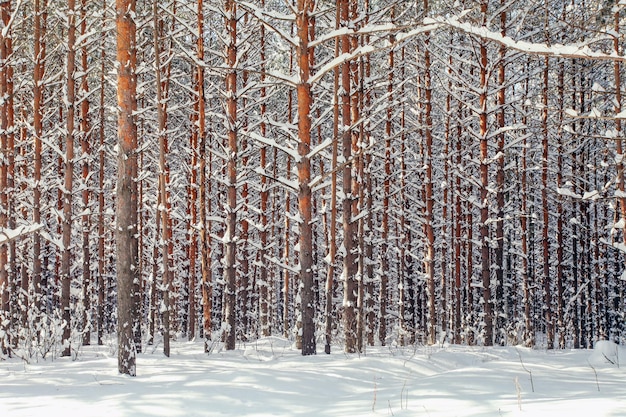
[1,337,625,417]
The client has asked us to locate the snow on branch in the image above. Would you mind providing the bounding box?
[424,14,625,62]
[249,131,300,163]
[0,224,43,245]
[601,238,626,256]
[309,23,440,85]
[1,0,24,38]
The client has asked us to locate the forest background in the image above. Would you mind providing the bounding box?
[0,0,625,375]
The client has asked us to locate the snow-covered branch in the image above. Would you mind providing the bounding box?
[0,224,43,245]
[425,14,625,62]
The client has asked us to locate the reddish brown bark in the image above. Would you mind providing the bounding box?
[295,0,315,355]
[60,0,77,357]
[556,60,565,349]
[80,0,92,347]
[479,1,493,346]
[423,0,436,345]
[453,53,463,344]
[223,0,237,350]
[541,56,554,349]
[379,24,394,347]
[96,0,106,345]
[323,2,341,354]
[0,0,9,355]
[494,4,506,345]
[116,0,139,376]
[195,0,211,347]
[153,0,172,357]
[520,61,533,347]
[614,10,625,245]
[32,0,47,319]
[258,0,270,337]
[188,82,198,340]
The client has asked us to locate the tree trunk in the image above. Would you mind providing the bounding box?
[154,0,171,358]
[80,0,91,347]
[422,0,436,345]
[339,0,358,353]
[479,1,493,346]
[61,0,77,357]
[520,60,533,347]
[295,0,315,356]
[0,0,9,357]
[324,3,340,354]
[195,0,212,348]
[614,10,625,246]
[494,4,507,345]
[223,0,237,350]
[115,0,139,376]
[541,56,554,349]
[379,25,394,347]
[33,0,47,324]
[258,0,270,338]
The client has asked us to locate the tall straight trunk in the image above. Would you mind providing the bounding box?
[283,84,293,339]
[96,0,106,345]
[453,55,462,344]
[61,0,77,357]
[520,60,533,347]
[258,0,270,337]
[196,0,211,347]
[33,0,47,319]
[556,60,565,349]
[362,0,375,346]
[324,3,340,354]
[116,0,139,376]
[399,78,414,344]
[379,23,394,347]
[295,0,315,356]
[79,0,91,347]
[223,0,237,350]
[4,0,14,348]
[239,15,250,338]
[541,56,554,349]
[0,0,9,356]
[18,73,29,331]
[340,0,359,353]
[494,4,506,345]
[441,66,450,340]
[479,0,493,346]
[422,0,436,345]
[466,176,475,346]
[614,10,625,246]
[154,0,171,358]
[188,81,198,340]
[348,0,363,351]
[355,44,366,352]
[187,27,204,339]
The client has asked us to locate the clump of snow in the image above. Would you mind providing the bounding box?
[589,340,626,367]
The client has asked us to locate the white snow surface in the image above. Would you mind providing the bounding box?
[2,338,626,416]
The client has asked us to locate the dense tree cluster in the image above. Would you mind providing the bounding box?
[0,0,625,374]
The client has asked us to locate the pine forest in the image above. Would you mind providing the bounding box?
[0,0,625,375]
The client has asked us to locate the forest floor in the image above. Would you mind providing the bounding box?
[1,336,625,416]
